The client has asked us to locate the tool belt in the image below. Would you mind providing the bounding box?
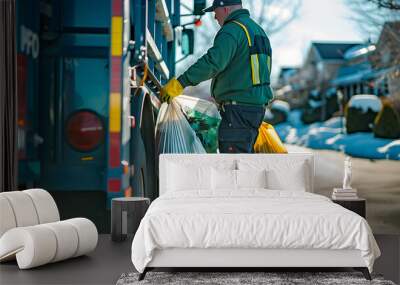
[218,100,266,111]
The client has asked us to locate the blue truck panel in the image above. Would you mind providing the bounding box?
[15,0,196,232]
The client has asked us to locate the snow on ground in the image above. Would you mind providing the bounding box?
[348,94,382,113]
[274,110,400,161]
[271,100,290,115]
[377,140,400,160]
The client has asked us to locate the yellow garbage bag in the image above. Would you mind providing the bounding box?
[254,122,288,153]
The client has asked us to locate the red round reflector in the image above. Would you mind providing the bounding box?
[65,110,104,152]
[194,19,202,27]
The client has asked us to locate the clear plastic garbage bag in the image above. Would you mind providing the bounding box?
[174,95,221,153]
[155,100,206,155]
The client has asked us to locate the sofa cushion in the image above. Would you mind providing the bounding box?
[0,189,60,237]
[24,189,60,224]
[0,225,57,269]
[1,191,39,228]
[42,221,79,262]
[0,196,17,237]
[65,218,98,257]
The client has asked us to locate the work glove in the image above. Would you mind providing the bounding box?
[161,77,184,103]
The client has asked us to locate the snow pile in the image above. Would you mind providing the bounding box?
[309,99,323,109]
[333,133,398,160]
[264,109,274,120]
[348,94,382,113]
[271,100,290,115]
[323,117,345,129]
[274,110,400,161]
[274,122,292,142]
[288,109,304,127]
[326,87,337,98]
[377,140,400,160]
[309,90,319,99]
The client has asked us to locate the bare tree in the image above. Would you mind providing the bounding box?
[346,0,400,41]
[247,0,302,34]
[177,0,302,76]
[365,0,400,10]
[190,0,301,52]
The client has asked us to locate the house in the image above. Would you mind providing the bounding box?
[276,67,299,88]
[332,43,377,100]
[300,42,361,91]
[369,21,400,101]
[274,67,301,104]
[330,22,400,102]
[280,42,361,109]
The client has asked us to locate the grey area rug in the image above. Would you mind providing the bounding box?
[116,272,396,285]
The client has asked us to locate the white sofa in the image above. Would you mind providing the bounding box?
[0,189,98,269]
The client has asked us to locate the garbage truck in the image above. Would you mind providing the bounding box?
[15,0,205,231]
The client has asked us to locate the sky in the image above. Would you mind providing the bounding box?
[177,0,367,83]
[268,0,365,79]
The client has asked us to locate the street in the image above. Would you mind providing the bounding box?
[287,145,400,234]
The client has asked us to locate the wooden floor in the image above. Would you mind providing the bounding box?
[0,235,399,285]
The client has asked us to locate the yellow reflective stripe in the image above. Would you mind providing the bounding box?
[267,56,271,75]
[111,16,123,56]
[232,20,251,47]
[251,54,260,85]
[232,20,262,85]
[109,92,121,132]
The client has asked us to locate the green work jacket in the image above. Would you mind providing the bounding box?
[177,9,273,106]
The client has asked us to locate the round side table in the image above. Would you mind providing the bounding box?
[111,197,150,242]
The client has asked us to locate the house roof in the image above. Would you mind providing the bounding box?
[278,67,299,78]
[312,42,362,60]
[333,63,373,86]
[336,62,372,78]
[280,67,299,73]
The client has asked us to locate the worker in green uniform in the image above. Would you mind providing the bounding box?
[161,0,274,153]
